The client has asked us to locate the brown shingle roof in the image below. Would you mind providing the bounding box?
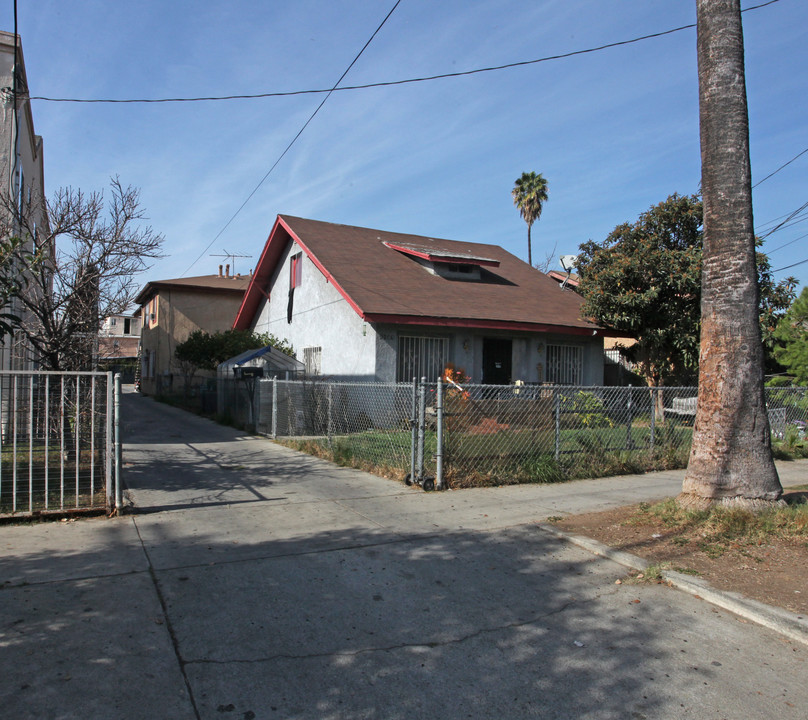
[235,216,605,335]
[135,274,250,306]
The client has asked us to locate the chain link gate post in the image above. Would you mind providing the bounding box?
[408,378,417,484]
[114,373,122,513]
[436,375,444,490]
[417,376,427,484]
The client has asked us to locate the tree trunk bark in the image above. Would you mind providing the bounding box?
[679,0,782,509]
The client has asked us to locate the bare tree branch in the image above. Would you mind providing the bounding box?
[0,178,164,370]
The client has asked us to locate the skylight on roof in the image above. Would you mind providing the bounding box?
[383,241,500,267]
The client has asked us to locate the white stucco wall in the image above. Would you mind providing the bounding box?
[251,240,379,380]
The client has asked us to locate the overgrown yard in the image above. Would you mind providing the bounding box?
[278,423,693,488]
[0,445,107,515]
[551,486,808,615]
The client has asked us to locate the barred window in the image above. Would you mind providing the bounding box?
[397,336,448,382]
[546,345,582,385]
[303,346,321,376]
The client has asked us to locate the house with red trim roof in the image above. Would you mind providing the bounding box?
[234,215,614,385]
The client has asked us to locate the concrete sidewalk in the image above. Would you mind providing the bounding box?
[1,392,806,719]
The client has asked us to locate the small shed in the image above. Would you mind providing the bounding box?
[217,346,304,430]
[217,345,304,381]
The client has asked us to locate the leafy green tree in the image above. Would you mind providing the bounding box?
[577,193,795,394]
[773,287,808,384]
[577,194,704,390]
[511,171,548,268]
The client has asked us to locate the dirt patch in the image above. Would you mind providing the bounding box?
[550,499,808,616]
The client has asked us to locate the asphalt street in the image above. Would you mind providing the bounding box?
[1,391,806,719]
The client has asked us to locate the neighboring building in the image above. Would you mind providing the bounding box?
[135,268,250,395]
[546,268,639,385]
[99,313,141,360]
[97,313,141,381]
[0,31,46,371]
[234,215,617,385]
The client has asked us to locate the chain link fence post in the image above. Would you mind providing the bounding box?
[554,386,561,462]
[417,376,427,482]
[327,383,333,448]
[649,386,656,451]
[271,376,278,438]
[625,384,634,450]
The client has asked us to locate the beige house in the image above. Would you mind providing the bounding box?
[0,31,47,371]
[135,269,250,395]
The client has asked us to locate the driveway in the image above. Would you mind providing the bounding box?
[0,392,805,719]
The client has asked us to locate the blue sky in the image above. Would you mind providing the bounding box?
[5,1,808,292]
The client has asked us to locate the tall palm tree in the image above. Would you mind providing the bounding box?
[679,0,782,509]
[512,172,548,267]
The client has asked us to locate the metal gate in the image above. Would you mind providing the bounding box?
[0,371,121,518]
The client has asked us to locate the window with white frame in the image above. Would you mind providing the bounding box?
[546,345,582,385]
[303,346,322,376]
[397,336,449,382]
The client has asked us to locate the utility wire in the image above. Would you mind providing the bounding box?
[181,0,402,277]
[773,257,808,273]
[759,200,808,240]
[759,209,808,237]
[753,145,808,188]
[29,0,780,106]
[765,229,808,255]
[756,206,808,232]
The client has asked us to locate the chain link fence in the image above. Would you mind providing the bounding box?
[0,371,119,517]
[217,377,808,489]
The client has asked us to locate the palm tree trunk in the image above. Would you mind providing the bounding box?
[527,224,533,268]
[679,0,782,509]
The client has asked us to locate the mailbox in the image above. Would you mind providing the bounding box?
[234,366,264,380]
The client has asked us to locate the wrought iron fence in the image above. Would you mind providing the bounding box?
[0,371,120,517]
[218,376,808,490]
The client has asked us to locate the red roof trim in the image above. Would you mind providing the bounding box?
[361,313,614,336]
[383,241,500,267]
[233,216,286,329]
[234,215,366,330]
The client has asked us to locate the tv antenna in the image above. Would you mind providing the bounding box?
[211,250,252,276]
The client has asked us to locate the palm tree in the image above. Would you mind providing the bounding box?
[679,0,782,509]
[511,172,548,267]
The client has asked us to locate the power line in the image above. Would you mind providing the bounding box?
[753,145,808,188]
[758,209,808,237]
[765,229,808,255]
[773,257,808,273]
[759,200,808,240]
[29,1,780,106]
[180,0,403,277]
[756,206,808,232]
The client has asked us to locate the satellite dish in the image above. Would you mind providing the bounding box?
[560,255,577,272]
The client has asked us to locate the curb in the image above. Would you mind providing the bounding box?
[537,523,808,648]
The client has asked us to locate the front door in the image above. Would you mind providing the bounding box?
[482,338,512,385]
